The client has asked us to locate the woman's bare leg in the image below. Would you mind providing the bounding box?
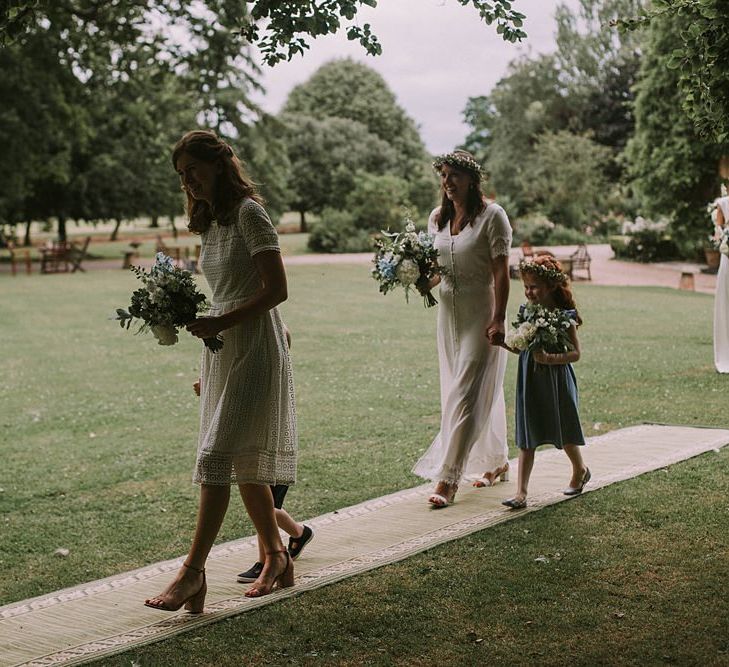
[145,484,230,608]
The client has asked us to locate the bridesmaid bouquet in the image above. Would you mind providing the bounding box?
[505,304,576,353]
[372,219,445,307]
[709,224,729,255]
[113,252,223,351]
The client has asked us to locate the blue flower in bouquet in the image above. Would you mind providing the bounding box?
[371,215,447,308]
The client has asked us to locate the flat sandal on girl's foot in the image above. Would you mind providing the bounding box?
[288,525,314,561]
[245,550,294,598]
[237,561,264,583]
[144,562,207,613]
[563,467,591,496]
[501,497,527,510]
[428,482,457,508]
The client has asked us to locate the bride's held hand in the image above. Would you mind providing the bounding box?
[186,316,226,339]
[486,319,505,346]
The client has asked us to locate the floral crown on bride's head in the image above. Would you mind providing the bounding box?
[519,259,568,284]
[432,152,484,180]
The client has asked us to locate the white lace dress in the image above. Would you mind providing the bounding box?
[194,198,297,486]
[715,197,729,373]
[412,202,511,485]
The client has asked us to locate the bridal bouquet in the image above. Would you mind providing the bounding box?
[372,219,445,307]
[114,253,223,351]
[710,225,729,256]
[505,303,576,354]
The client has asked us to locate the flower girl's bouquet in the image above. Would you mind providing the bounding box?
[505,303,576,354]
[372,219,445,307]
[114,253,223,351]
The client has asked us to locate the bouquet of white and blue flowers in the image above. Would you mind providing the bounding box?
[372,219,445,307]
[114,253,223,351]
[505,304,576,354]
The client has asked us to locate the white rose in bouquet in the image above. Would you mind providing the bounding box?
[396,259,420,287]
[151,324,179,346]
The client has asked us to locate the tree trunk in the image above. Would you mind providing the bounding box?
[58,216,67,242]
[149,215,159,228]
[110,218,122,241]
[299,210,307,233]
[23,220,32,247]
[170,215,178,240]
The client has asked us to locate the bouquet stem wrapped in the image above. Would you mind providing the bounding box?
[113,253,223,352]
[372,219,446,308]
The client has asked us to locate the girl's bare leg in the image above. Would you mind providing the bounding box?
[515,449,535,501]
[563,444,588,488]
[275,507,304,538]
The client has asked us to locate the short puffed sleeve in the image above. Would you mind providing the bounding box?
[238,199,280,256]
[486,204,512,258]
[427,207,440,235]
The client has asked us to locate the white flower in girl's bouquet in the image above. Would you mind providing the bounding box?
[708,186,729,255]
[506,303,575,354]
[113,253,223,352]
[372,218,447,307]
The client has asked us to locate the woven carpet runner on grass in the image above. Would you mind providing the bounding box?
[2,424,728,666]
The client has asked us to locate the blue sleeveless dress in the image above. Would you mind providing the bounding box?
[515,307,585,450]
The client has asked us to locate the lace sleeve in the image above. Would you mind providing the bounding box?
[487,205,513,258]
[238,199,280,256]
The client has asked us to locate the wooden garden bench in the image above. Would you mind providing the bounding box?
[40,241,70,274]
[568,243,592,281]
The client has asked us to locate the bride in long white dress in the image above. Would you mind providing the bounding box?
[413,151,511,507]
[714,196,729,373]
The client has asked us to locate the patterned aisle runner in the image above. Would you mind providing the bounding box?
[2,425,728,667]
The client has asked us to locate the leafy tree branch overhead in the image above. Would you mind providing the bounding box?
[2,1,528,60]
[614,0,729,142]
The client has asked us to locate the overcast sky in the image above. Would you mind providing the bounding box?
[250,0,581,154]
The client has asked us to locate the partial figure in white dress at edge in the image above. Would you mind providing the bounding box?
[413,150,512,507]
[145,130,297,613]
[714,196,729,373]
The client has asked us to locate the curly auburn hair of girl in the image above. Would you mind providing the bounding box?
[172,130,263,234]
[520,255,583,326]
[433,149,486,232]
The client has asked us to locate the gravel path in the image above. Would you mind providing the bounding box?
[1,244,717,294]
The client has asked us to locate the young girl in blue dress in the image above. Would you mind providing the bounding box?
[502,255,590,509]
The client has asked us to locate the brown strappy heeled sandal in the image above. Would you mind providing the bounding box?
[144,562,207,613]
[245,549,294,598]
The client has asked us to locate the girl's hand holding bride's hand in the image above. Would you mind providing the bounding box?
[186,316,226,339]
[486,319,505,346]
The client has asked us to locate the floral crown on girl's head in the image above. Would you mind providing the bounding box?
[432,152,484,180]
[519,259,568,284]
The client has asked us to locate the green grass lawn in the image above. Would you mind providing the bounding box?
[1,266,726,664]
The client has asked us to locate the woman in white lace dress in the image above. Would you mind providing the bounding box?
[413,151,512,507]
[714,196,729,373]
[145,130,297,611]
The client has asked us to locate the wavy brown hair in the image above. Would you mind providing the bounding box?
[172,130,263,234]
[434,150,485,231]
[520,255,583,325]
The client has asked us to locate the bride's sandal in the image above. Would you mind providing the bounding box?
[245,550,294,598]
[428,481,457,508]
[144,562,207,613]
[473,463,510,487]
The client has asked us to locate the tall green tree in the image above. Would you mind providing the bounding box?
[282,58,436,221]
[626,11,726,250]
[281,113,401,230]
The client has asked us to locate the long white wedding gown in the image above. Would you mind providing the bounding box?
[412,202,511,485]
[714,197,729,373]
